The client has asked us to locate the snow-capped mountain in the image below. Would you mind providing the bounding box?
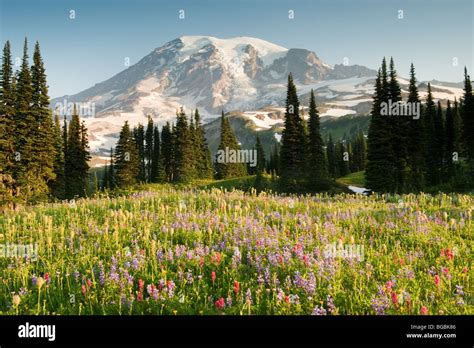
[51,36,464,154]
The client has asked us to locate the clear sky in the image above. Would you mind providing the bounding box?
[1,0,472,98]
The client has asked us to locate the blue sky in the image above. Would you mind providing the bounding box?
[1,0,472,97]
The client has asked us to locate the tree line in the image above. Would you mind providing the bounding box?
[366,58,473,193]
[0,39,90,206]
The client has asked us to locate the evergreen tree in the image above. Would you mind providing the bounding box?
[173,107,196,182]
[194,109,213,179]
[336,141,349,177]
[215,111,247,179]
[326,134,338,178]
[279,73,307,190]
[461,68,474,161]
[423,83,438,186]
[307,89,329,189]
[444,99,462,179]
[406,63,425,191]
[107,148,116,189]
[145,116,154,182]
[150,125,160,182]
[103,162,109,189]
[50,113,65,198]
[388,58,409,193]
[31,41,56,199]
[133,123,146,182]
[115,121,139,187]
[13,38,36,202]
[160,122,174,182]
[64,106,90,198]
[0,40,16,205]
[366,60,396,193]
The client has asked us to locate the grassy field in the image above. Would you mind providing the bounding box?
[0,185,472,315]
[336,171,366,187]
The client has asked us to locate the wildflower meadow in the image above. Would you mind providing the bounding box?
[0,187,472,315]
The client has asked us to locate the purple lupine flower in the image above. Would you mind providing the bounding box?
[167,280,176,298]
[156,249,164,262]
[131,257,139,270]
[312,306,327,315]
[245,288,252,305]
[185,270,194,284]
[99,264,105,286]
[147,284,159,300]
[277,288,285,302]
[327,295,336,314]
[226,297,233,307]
[264,267,271,285]
[73,270,80,282]
[31,275,37,286]
[455,285,464,296]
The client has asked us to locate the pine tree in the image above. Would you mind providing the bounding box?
[0,40,16,205]
[160,122,174,182]
[326,134,338,178]
[49,113,65,198]
[133,123,146,182]
[173,107,196,182]
[444,99,462,179]
[150,125,160,182]
[145,116,154,182]
[388,58,409,193]
[65,105,89,198]
[336,141,349,177]
[461,68,474,181]
[279,73,307,191]
[215,111,247,179]
[114,121,139,187]
[307,89,329,189]
[366,59,396,192]
[194,109,213,179]
[103,162,109,189]
[13,38,36,202]
[406,63,425,191]
[107,148,116,189]
[31,41,56,200]
[423,83,438,187]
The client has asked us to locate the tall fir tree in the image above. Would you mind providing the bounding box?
[150,125,160,182]
[461,68,474,180]
[215,111,247,179]
[114,121,139,187]
[133,123,146,182]
[388,58,409,193]
[279,73,307,191]
[13,38,35,201]
[65,105,89,198]
[406,63,425,191]
[49,113,65,198]
[194,109,213,179]
[145,116,154,182]
[0,40,16,205]
[326,134,338,178]
[31,41,56,200]
[160,122,174,182]
[307,89,329,189]
[173,108,196,182]
[423,83,438,187]
[444,99,462,179]
[366,59,396,192]
[107,147,116,189]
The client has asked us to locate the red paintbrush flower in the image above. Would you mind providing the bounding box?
[233,281,240,294]
[215,297,225,310]
[211,271,216,284]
